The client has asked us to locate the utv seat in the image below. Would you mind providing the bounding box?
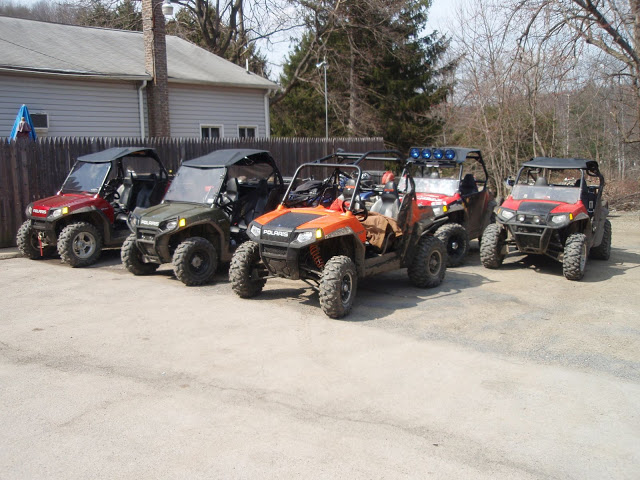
[534,177,548,186]
[119,172,135,210]
[239,179,270,228]
[135,181,155,208]
[253,179,270,219]
[459,174,478,196]
[370,181,400,219]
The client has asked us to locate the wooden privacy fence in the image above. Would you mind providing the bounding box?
[0,136,384,247]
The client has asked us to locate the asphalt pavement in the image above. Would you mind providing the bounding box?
[1,213,639,479]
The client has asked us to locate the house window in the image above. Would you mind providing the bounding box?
[238,126,256,138]
[201,125,222,139]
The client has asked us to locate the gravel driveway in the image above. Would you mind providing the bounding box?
[1,212,639,479]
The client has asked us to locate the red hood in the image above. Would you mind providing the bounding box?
[30,193,111,219]
[415,192,461,207]
[501,196,587,215]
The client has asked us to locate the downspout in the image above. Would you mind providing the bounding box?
[264,90,271,138]
[138,80,148,138]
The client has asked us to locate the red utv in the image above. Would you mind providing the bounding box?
[480,157,611,280]
[405,147,497,266]
[17,147,169,267]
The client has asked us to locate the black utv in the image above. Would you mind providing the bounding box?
[122,149,285,285]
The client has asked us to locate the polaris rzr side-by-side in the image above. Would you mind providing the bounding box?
[17,147,169,267]
[229,150,447,319]
[122,149,285,286]
[405,147,497,266]
[480,157,611,280]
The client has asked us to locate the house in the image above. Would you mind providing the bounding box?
[0,16,279,139]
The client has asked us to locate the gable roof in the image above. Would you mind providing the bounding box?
[0,16,278,91]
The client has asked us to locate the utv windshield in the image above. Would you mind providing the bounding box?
[164,166,226,204]
[511,185,581,204]
[61,161,111,194]
[399,177,459,197]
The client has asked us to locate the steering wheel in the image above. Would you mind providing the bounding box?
[103,180,120,200]
[353,205,368,221]
[342,198,368,221]
[218,194,235,216]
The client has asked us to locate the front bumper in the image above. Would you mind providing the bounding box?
[27,217,57,244]
[133,226,172,264]
[499,220,565,259]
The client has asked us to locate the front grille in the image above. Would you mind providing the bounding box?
[31,220,48,230]
[512,225,545,235]
[262,245,287,256]
[517,235,542,251]
[137,228,158,242]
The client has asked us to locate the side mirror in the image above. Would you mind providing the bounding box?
[504,177,515,188]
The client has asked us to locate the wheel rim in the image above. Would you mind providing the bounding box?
[189,250,210,274]
[448,236,462,255]
[341,271,353,305]
[72,232,96,259]
[428,250,443,275]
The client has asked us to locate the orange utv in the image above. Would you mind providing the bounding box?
[229,150,447,318]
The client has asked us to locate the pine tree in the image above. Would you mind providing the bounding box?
[271,0,453,150]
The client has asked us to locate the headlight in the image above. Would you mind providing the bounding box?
[295,231,314,243]
[129,214,139,226]
[517,214,525,222]
[50,208,63,218]
[26,205,32,216]
[432,204,448,217]
[165,220,178,230]
[250,224,261,238]
[551,214,569,225]
[498,208,515,221]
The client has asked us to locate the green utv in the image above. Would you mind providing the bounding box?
[122,149,285,285]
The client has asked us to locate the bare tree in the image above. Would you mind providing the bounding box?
[514,0,640,143]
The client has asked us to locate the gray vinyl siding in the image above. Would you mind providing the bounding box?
[0,74,142,137]
[169,84,268,138]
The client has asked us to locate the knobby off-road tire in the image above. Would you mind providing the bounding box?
[121,233,159,276]
[319,256,357,319]
[563,233,588,281]
[480,223,506,269]
[172,237,218,286]
[435,223,469,267]
[16,220,55,259]
[589,219,612,260]
[229,241,266,298]
[57,222,103,267]
[407,236,447,288]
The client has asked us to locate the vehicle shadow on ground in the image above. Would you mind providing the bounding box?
[584,247,640,282]
[254,268,493,322]
[88,249,123,267]
[498,248,639,282]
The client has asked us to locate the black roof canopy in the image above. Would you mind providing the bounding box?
[77,147,158,163]
[524,157,599,171]
[182,149,276,168]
